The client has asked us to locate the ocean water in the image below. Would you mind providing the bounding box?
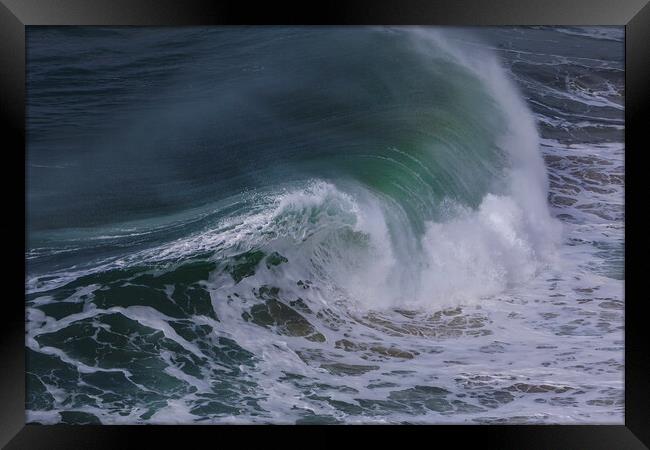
[25,26,624,424]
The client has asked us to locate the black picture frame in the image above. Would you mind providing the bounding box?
[1,1,648,448]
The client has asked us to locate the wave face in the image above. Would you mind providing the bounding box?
[26,27,624,424]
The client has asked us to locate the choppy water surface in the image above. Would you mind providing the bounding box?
[26,26,624,424]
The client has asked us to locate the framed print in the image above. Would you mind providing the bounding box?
[1,0,648,448]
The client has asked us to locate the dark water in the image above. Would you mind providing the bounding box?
[26,26,624,424]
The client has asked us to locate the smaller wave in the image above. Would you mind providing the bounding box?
[552,27,624,42]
